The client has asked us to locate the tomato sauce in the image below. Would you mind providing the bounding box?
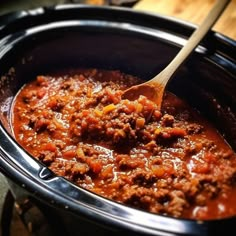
[11,68,236,220]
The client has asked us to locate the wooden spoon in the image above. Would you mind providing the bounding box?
[122,0,230,110]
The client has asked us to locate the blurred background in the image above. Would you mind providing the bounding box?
[0,0,235,235]
[0,0,235,39]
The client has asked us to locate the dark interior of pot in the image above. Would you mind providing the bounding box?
[0,6,236,236]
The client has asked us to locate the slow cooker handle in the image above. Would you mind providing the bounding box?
[0,11,28,31]
[0,8,46,38]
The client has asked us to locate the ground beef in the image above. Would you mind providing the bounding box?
[12,68,236,220]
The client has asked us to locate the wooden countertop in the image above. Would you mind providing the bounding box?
[0,0,235,41]
[134,0,236,40]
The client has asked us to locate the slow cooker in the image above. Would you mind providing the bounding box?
[0,4,236,236]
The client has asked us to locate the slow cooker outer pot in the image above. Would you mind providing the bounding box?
[0,4,236,236]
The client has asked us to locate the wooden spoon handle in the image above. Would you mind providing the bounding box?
[151,0,230,86]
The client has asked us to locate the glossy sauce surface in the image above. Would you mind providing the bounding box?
[12,69,236,220]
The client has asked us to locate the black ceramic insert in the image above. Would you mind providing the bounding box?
[0,5,236,236]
